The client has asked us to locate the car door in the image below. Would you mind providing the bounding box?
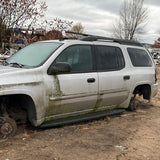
[45,44,98,119]
[95,45,131,109]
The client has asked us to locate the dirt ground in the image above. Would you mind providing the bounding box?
[1,67,160,160]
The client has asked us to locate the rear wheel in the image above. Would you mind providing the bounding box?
[128,96,138,111]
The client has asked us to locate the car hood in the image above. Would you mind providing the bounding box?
[0,64,43,86]
[0,65,21,74]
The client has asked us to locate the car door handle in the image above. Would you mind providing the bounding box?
[87,78,95,83]
[123,75,130,80]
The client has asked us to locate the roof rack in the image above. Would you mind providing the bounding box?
[80,36,143,47]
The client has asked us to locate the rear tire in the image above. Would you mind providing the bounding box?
[128,97,138,111]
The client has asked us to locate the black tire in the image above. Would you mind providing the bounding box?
[128,97,138,111]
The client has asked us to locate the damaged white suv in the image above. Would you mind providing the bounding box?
[0,36,158,136]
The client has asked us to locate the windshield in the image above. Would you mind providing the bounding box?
[6,42,62,67]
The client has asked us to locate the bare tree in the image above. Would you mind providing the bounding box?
[71,22,84,34]
[0,18,8,45]
[0,0,47,30]
[45,18,73,32]
[114,0,148,40]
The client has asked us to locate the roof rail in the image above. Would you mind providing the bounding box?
[80,36,143,47]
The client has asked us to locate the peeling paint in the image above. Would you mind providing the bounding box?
[52,75,63,97]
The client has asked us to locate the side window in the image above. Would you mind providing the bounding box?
[127,48,152,67]
[96,46,125,71]
[55,45,93,72]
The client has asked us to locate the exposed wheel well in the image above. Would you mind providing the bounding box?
[133,84,151,100]
[0,94,37,125]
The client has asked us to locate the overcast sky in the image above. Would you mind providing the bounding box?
[45,0,160,44]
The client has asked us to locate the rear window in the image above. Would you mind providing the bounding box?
[127,48,152,67]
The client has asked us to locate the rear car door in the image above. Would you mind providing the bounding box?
[95,45,131,109]
[46,44,98,118]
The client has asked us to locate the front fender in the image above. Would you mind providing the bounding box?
[0,83,46,126]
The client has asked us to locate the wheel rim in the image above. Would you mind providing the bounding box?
[1,122,13,135]
[0,117,17,137]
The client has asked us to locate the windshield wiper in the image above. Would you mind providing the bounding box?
[9,62,24,68]
[2,60,9,66]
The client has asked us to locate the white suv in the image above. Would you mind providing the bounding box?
[0,36,158,136]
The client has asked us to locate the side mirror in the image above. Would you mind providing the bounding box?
[48,62,71,75]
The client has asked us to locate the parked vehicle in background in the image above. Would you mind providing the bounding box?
[0,36,158,137]
[153,58,159,65]
[151,52,160,65]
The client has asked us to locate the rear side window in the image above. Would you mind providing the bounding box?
[96,46,125,71]
[127,48,152,67]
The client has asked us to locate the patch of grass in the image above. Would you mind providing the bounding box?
[0,142,8,149]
